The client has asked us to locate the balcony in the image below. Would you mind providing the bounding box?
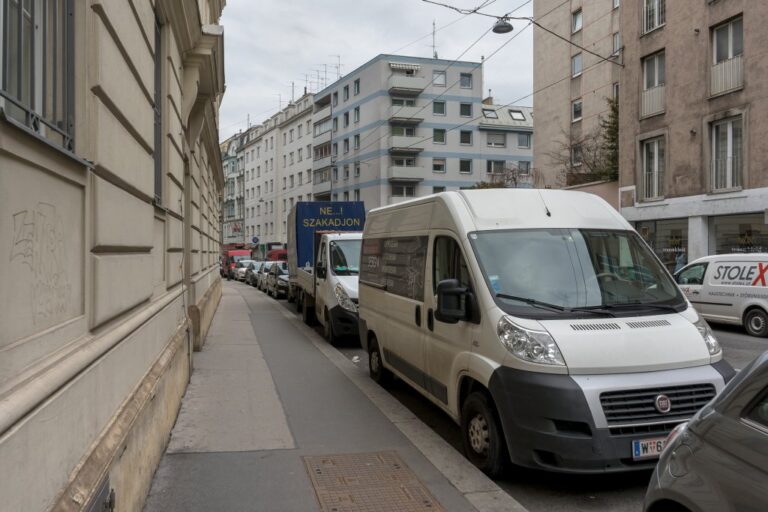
[314,129,332,145]
[314,104,331,121]
[388,75,428,96]
[711,56,744,97]
[389,135,425,153]
[313,155,332,170]
[389,105,424,124]
[640,85,665,118]
[314,180,331,195]
[388,166,425,182]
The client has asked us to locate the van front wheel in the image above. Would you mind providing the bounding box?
[461,392,508,478]
[745,308,768,337]
[368,338,392,388]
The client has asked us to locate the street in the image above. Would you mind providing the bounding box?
[255,283,766,512]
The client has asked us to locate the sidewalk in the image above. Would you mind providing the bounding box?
[144,282,525,512]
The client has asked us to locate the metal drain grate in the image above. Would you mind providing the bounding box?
[302,451,445,512]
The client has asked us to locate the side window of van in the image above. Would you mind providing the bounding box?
[433,237,471,292]
[360,236,428,300]
[677,263,707,285]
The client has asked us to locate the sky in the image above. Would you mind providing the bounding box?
[218,0,534,141]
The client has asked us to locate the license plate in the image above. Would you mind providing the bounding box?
[632,437,667,460]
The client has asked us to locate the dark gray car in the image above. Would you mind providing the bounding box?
[644,351,768,512]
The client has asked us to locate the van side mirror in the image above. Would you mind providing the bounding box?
[316,261,326,279]
[435,279,468,324]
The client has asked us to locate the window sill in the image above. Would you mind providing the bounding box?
[639,110,666,121]
[641,24,665,37]
[572,73,582,79]
[709,85,744,100]
[572,117,583,123]
[637,197,667,206]
[704,188,745,199]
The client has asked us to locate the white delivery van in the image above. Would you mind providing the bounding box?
[675,253,768,337]
[358,190,734,476]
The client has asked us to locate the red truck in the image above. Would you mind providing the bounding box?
[223,249,251,280]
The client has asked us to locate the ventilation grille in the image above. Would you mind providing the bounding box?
[570,323,621,331]
[626,319,671,329]
[600,384,716,426]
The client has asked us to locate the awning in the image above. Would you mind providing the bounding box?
[389,62,421,71]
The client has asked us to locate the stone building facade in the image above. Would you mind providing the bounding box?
[0,1,225,510]
[619,0,768,270]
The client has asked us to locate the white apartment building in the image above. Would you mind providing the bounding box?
[221,135,245,245]
[533,0,621,186]
[310,54,535,206]
[243,94,314,257]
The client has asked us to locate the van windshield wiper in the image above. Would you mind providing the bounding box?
[573,302,680,314]
[495,294,615,317]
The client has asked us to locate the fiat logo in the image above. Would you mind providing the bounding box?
[655,394,672,414]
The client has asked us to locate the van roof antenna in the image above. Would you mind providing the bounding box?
[537,189,552,217]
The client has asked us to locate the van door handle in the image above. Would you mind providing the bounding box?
[692,290,700,295]
[427,308,434,331]
[415,305,422,327]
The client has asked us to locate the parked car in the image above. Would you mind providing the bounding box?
[675,253,768,337]
[245,261,263,286]
[644,350,768,512]
[235,259,256,281]
[256,261,277,291]
[358,189,734,477]
[266,261,289,298]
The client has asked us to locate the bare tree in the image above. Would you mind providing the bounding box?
[474,163,547,189]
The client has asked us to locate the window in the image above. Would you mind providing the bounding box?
[333,167,338,181]
[283,133,287,144]
[518,133,531,148]
[392,157,417,167]
[460,73,473,89]
[433,101,446,115]
[360,236,428,300]
[433,70,446,86]
[392,126,415,136]
[298,125,303,138]
[572,53,583,77]
[572,9,583,33]
[354,107,360,123]
[298,148,303,161]
[677,263,707,285]
[460,103,472,117]
[332,91,338,106]
[354,134,360,149]
[572,99,583,122]
[354,189,360,201]
[509,110,526,121]
[460,130,472,145]
[434,237,471,293]
[344,165,350,179]
[289,175,294,188]
[459,159,472,174]
[354,79,360,95]
[643,0,665,33]
[713,18,743,64]
[289,152,294,165]
[518,161,531,174]
[333,117,338,132]
[343,112,349,127]
[343,138,349,153]
[298,173,303,185]
[355,163,360,177]
[283,177,286,189]
[433,128,446,144]
[642,137,665,199]
[332,142,338,156]
[745,390,768,428]
[283,155,287,167]
[643,51,665,90]
[487,132,506,148]
[572,144,583,167]
[1,0,75,151]
[613,32,621,55]
[392,184,416,197]
[482,108,498,119]
[392,97,415,106]
[487,160,505,174]
[343,85,349,101]
[433,186,446,194]
[343,191,349,201]
[614,0,620,8]
[613,82,620,100]
[433,158,446,173]
[712,116,743,190]
[290,129,294,142]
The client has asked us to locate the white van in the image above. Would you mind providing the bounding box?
[358,190,734,476]
[675,254,768,337]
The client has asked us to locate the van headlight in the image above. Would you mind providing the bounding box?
[334,283,358,313]
[497,316,565,366]
[694,317,721,356]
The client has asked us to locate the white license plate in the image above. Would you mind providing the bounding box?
[632,437,667,460]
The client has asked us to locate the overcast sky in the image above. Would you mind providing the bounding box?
[218,0,534,141]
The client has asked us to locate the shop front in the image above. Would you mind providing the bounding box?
[712,213,768,255]
[636,218,689,273]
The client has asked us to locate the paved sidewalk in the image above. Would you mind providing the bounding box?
[144,282,525,512]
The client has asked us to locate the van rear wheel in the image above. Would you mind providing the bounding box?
[368,338,392,387]
[461,392,508,478]
[745,308,768,337]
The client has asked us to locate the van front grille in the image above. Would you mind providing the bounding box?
[600,384,716,425]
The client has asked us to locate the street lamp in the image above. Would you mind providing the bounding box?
[492,17,513,34]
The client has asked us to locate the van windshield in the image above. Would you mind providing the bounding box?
[470,229,685,318]
[330,240,361,276]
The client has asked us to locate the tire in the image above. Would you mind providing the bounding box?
[302,297,316,326]
[744,308,768,337]
[323,308,341,346]
[461,391,508,478]
[368,337,392,388]
[295,292,303,313]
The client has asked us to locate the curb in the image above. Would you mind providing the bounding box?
[273,304,528,512]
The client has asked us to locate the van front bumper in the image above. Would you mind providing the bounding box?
[488,361,733,474]
[329,305,359,338]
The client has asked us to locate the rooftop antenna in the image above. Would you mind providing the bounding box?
[323,64,328,87]
[275,93,282,111]
[247,113,250,129]
[330,54,342,79]
[432,19,438,58]
[291,81,295,103]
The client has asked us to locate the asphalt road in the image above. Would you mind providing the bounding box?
[259,284,766,512]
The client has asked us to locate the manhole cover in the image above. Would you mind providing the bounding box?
[303,451,445,512]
